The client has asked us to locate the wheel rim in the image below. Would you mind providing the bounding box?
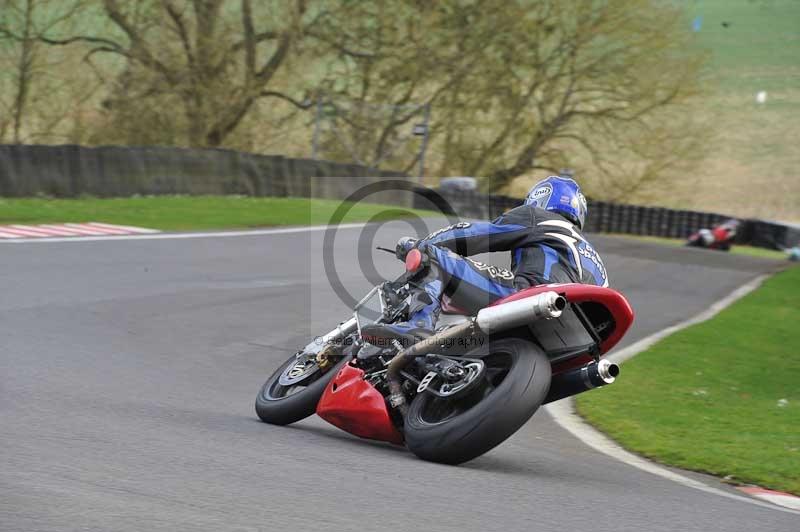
[278,353,320,386]
[415,350,514,426]
[263,354,323,401]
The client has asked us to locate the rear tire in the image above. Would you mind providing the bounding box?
[255,353,351,426]
[404,337,551,465]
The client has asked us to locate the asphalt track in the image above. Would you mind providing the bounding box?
[1,220,795,532]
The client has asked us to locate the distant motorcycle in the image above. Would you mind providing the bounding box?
[255,247,634,464]
[686,219,740,251]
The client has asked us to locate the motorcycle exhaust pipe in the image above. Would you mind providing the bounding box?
[543,359,619,404]
[475,291,566,334]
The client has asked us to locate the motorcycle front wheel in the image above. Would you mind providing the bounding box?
[404,337,551,465]
[255,349,351,426]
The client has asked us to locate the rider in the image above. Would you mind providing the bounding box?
[376,176,608,343]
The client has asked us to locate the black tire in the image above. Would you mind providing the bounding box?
[404,337,551,465]
[255,353,351,426]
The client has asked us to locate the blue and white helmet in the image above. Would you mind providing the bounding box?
[524,176,588,230]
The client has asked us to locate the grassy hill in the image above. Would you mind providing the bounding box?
[646,1,798,221]
[507,0,799,222]
[684,0,799,222]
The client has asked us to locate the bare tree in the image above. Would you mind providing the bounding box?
[0,0,707,201]
[308,0,488,173]
[0,0,90,143]
[310,0,707,197]
[28,0,318,147]
[9,0,34,142]
[438,0,708,194]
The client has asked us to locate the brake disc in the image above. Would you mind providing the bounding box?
[278,353,320,386]
[437,360,485,398]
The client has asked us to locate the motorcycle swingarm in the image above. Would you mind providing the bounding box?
[399,355,485,398]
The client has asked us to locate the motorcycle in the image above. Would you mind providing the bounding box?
[686,219,740,251]
[255,246,634,464]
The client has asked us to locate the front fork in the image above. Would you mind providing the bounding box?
[297,317,359,371]
[301,317,358,355]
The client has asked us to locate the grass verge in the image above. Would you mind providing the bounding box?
[576,266,800,494]
[0,196,439,231]
[605,233,788,260]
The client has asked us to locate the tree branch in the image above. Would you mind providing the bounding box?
[29,33,125,53]
[229,30,278,53]
[240,0,256,78]
[103,0,176,84]
[259,90,313,109]
[162,0,195,71]
[255,30,292,82]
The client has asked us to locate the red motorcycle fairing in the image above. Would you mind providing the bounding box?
[316,363,404,445]
[491,283,634,355]
[317,283,633,444]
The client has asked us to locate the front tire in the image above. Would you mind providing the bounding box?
[255,352,351,426]
[404,337,551,465]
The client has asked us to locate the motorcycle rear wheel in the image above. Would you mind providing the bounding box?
[255,351,351,426]
[404,337,551,465]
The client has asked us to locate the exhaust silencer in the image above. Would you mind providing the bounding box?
[543,359,619,404]
[475,291,566,334]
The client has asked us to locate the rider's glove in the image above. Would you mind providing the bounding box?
[395,237,418,261]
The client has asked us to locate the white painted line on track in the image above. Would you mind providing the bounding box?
[0,223,369,244]
[8,220,790,511]
[546,399,797,514]
[606,275,770,365]
[546,274,800,514]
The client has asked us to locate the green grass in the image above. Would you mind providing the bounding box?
[680,0,800,221]
[688,0,800,91]
[576,266,800,494]
[0,196,439,231]
[603,233,788,260]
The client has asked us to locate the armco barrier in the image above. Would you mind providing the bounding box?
[1,144,796,250]
[416,188,799,251]
[0,144,406,199]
